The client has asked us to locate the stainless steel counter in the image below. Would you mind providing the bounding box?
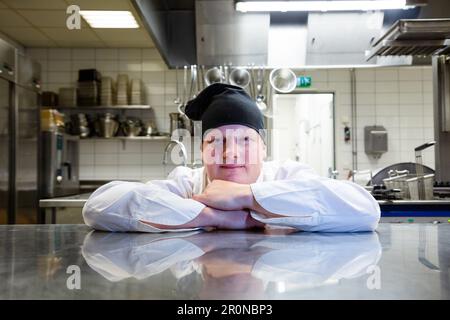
[39,193,91,208]
[0,223,449,299]
[39,193,450,209]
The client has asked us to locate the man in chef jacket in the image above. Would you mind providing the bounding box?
[82,83,380,233]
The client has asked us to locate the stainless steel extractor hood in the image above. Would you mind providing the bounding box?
[132,0,427,68]
[367,18,450,182]
[366,19,450,60]
[195,0,270,66]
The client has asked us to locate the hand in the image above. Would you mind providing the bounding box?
[192,180,253,211]
[140,206,265,230]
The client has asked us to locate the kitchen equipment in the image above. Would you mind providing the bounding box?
[407,174,435,200]
[116,74,129,105]
[414,141,436,200]
[130,79,142,105]
[95,113,119,138]
[229,67,251,88]
[77,69,101,106]
[100,76,114,106]
[40,131,80,198]
[269,68,297,93]
[188,65,198,99]
[169,112,185,134]
[58,87,77,108]
[77,81,99,106]
[383,169,435,201]
[1,41,41,224]
[163,139,188,166]
[174,67,181,105]
[78,69,101,82]
[371,162,435,186]
[255,66,267,112]
[121,117,142,137]
[42,91,58,107]
[204,67,224,86]
[68,113,91,138]
[142,119,158,136]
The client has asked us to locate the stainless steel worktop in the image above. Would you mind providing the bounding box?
[0,223,449,299]
[39,193,92,208]
[39,193,450,208]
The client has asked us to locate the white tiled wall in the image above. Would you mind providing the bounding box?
[293,66,434,178]
[28,47,435,181]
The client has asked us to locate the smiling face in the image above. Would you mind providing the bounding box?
[201,124,266,184]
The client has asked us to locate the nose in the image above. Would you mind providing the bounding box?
[222,137,241,163]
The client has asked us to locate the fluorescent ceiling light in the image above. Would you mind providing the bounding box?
[236,1,416,12]
[80,11,139,28]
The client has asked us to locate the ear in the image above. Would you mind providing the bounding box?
[262,144,267,160]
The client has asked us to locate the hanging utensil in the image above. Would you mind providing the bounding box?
[269,68,297,93]
[229,67,251,88]
[174,66,181,105]
[204,66,224,86]
[178,65,188,114]
[200,65,206,91]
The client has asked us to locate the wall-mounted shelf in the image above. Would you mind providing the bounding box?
[85,135,170,141]
[52,105,152,110]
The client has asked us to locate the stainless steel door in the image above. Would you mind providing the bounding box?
[15,86,39,224]
[0,78,10,224]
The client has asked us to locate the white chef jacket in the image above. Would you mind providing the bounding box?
[82,160,380,233]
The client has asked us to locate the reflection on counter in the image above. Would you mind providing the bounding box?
[1,224,449,299]
[81,230,381,299]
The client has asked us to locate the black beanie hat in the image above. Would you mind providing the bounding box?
[184,83,265,140]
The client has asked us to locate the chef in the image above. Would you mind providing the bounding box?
[82,83,380,233]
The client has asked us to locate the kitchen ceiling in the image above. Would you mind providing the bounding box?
[0,0,155,47]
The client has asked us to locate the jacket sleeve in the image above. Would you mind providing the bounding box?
[249,161,380,232]
[82,166,205,232]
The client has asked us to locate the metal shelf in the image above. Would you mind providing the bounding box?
[85,135,170,141]
[53,105,152,110]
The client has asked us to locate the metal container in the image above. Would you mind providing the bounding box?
[95,113,118,138]
[204,67,224,86]
[269,68,297,93]
[407,174,435,200]
[229,68,251,88]
[383,171,435,200]
[121,117,142,137]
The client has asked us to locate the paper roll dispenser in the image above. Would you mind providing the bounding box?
[364,125,388,159]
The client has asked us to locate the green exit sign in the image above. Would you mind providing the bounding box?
[297,76,312,88]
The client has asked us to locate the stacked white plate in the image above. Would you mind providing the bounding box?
[116,74,129,105]
[100,77,114,106]
[130,79,142,105]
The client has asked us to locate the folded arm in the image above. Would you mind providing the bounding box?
[82,171,263,232]
[193,162,380,232]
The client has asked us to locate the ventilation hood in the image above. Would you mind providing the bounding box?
[366,18,450,60]
[132,0,436,68]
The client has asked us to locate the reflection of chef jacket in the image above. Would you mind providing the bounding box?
[250,233,381,289]
[81,231,204,282]
[81,231,381,289]
[82,160,380,233]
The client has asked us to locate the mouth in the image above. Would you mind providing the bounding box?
[220,165,245,169]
